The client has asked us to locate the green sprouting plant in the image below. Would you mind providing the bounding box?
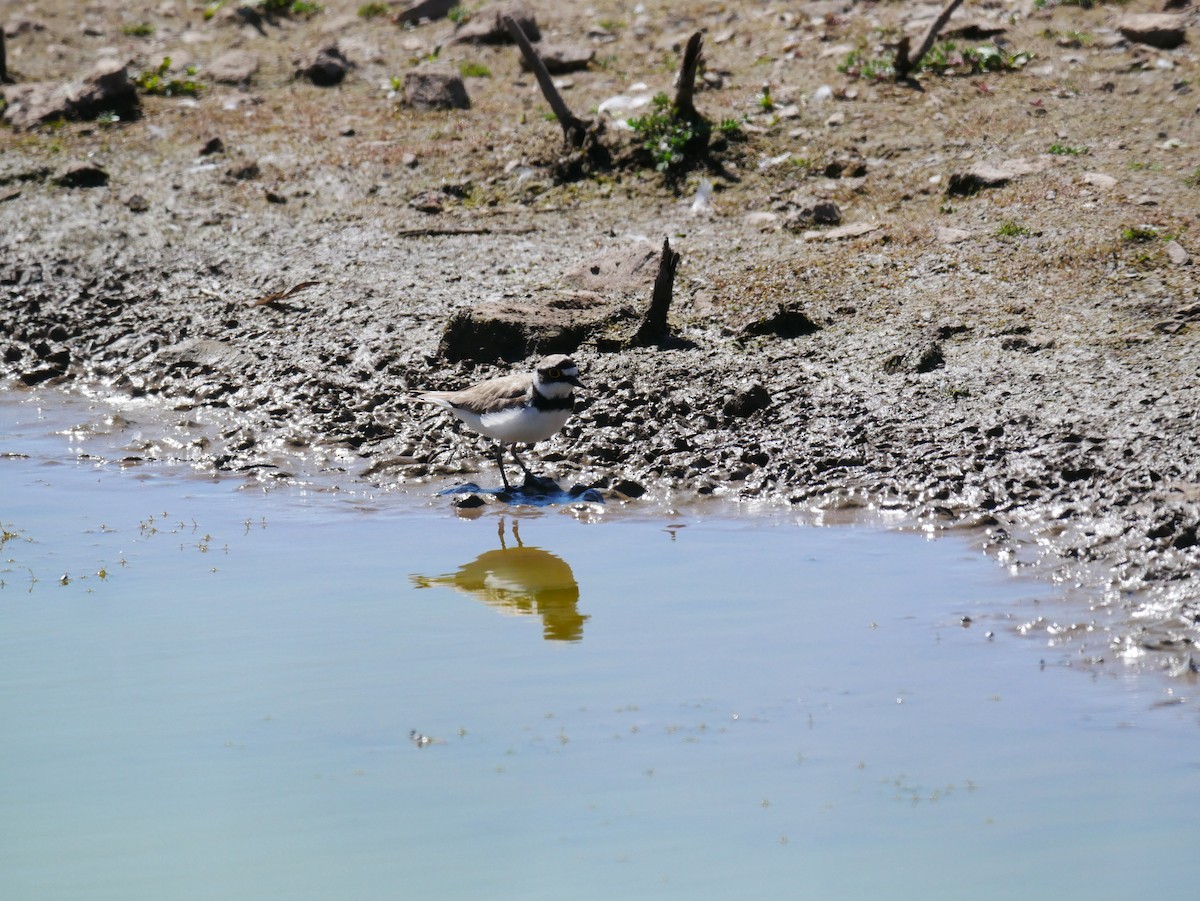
[121,23,154,36]
[258,0,323,15]
[135,58,204,97]
[459,61,492,78]
[96,110,121,126]
[716,118,743,137]
[628,92,707,174]
[1122,225,1159,242]
[838,49,894,81]
[997,221,1031,237]
[758,84,774,112]
[358,2,389,16]
[1048,142,1088,156]
[447,4,470,25]
[1185,167,1200,187]
[389,75,404,91]
[919,42,1033,75]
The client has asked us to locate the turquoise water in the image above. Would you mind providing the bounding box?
[1,390,1198,899]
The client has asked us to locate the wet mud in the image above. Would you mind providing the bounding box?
[2,0,1198,675]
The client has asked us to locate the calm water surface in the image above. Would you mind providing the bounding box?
[1,391,1198,899]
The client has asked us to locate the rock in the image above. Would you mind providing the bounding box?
[450,2,539,44]
[802,222,879,241]
[199,136,225,156]
[883,338,944,374]
[1117,14,1188,50]
[723,384,771,419]
[438,291,637,363]
[1081,171,1117,190]
[1,61,139,129]
[53,163,109,188]
[740,303,820,340]
[295,44,351,87]
[560,242,660,298]
[943,20,1007,41]
[610,479,646,499]
[409,189,447,213]
[66,60,139,120]
[0,82,68,130]
[396,0,458,24]
[227,160,260,180]
[946,158,1048,196]
[936,226,971,244]
[743,211,779,228]
[403,69,470,110]
[4,17,47,38]
[208,50,259,86]
[518,42,594,74]
[1166,240,1190,266]
[125,193,149,212]
[783,199,841,229]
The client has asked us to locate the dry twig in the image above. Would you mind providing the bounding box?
[503,14,589,146]
[895,0,968,81]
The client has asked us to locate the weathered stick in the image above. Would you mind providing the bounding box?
[673,32,704,122]
[634,237,681,345]
[503,14,589,147]
[895,0,967,81]
[0,30,11,85]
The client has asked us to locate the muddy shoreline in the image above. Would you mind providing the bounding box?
[2,1,1198,675]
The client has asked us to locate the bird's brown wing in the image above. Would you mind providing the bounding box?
[423,372,533,415]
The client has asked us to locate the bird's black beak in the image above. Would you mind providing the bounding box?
[567,373,584,388]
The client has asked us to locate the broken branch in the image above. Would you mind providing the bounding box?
[673,32,704,122]
[895,0,967,81]
[503,14,590,147]
[634,237,681,346]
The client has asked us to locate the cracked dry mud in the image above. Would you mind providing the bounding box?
[2,0,1199,678]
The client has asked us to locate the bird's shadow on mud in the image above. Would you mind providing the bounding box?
[440,475,605,507]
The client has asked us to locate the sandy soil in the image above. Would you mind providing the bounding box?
[2,0,1199,676]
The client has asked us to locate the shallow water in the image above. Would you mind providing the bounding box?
[2,390,1198,900]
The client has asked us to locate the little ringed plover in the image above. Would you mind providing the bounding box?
[416,353,584,491]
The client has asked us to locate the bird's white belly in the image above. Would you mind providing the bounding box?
[472,406,571,443]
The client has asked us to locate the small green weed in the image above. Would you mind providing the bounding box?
[448,5,470,25]
[121,23,154,36]
[357,2,389,16]
[259,0,324,15]
[1184,167,1200,187]
[1124,227,1161,244]
[996,221,1031,237]
[838,49,894,81]
[628,92,707,175]
[757,85,775,112]
[1048,142,1088,156]
[597,18,623,32]
[96,110,121,126]
[135,58,204,98]
[459,61,492,78]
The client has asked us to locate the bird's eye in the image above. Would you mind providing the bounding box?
[546,367,561,379]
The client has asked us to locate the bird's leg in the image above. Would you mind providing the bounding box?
[510,445,534,479]
[494,443,512,491]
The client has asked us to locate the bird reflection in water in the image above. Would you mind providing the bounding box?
[410,518,587,641]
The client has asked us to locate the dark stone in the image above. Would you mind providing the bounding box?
[68,60,139,120]
[723,384,771,419]
[404,69,470,110]
[741,303,820,339]
[396,0,458,24]
[611,479,646,499]
[296,44,351,87]
[883,340,944,373]
[438,291,636,363]
[125,194,149,212]
[199,136,225,156]
[450,2,540,44]
[1117,14,1188,50]
[53,163,109,188]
